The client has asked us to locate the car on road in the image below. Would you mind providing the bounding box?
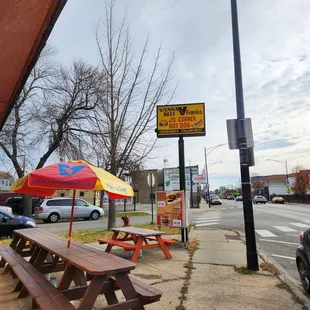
[296,229,310,293]
[226,195,235,200]
[5,197,41,215]
[210,196,222,205]
[35,197,105,223]
[0,210,37,238]
[0,206,13,214]
[236,196,243,202]
[253,195,267,204]
[272,196,285,204]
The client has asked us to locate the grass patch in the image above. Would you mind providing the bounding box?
[260,261,279,275]
[176,238,199,310]
[60,223,182,243]
[104,211,150,217]
[234,266,256,275]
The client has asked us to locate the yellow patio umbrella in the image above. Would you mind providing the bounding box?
[11,160,134,247]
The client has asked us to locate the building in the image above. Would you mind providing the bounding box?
[132,166,201,206]
[251,171,310,201]
[131,169,162,204]
[0,172,14,192]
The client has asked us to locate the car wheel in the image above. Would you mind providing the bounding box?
[90,211,100,220]
[298,259,310,293]
[48,213,60,223]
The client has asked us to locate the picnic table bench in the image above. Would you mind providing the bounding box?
[0,245,75,309]
[98,227,175,263]
[0,228,162,310]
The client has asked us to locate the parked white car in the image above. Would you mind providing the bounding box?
[253,195,267,204]
[35,198,104,223]
[0,206,13,214]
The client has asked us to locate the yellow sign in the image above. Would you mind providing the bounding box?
[156,103,205,138]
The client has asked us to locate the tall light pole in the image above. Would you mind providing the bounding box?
[204,144,227,208]
[230,0,259,271]
[266,159,289,192]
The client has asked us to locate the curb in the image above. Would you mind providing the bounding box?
[236,229,310,309]
[257,245,310,309]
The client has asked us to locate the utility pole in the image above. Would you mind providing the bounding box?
[230,0,259,271]
[204,145,225,208]
[179,136,188,243]
[204,147,211,208]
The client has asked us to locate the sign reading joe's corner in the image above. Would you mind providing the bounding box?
[156,103,205,138]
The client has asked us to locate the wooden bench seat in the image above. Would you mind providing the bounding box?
[129,275,162,302]
[0,246,75,310]
[97,238,137,250]
[145,236,176,245]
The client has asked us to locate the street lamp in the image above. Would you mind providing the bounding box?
[204,144,227,208]
[266,159,289,193]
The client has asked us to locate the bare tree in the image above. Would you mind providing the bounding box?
[33,60,102,168]
[0,48,101,216]
[291,165,308,195]
[93,1,175,229]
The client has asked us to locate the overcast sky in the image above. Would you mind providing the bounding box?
[45,0,310,189]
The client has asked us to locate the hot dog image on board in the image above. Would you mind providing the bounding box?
[156,191,183,227]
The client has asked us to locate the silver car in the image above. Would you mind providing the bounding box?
[35,198,104,223]
[253,195,267,204]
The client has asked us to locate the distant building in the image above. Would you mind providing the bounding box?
[131,169,162,204]
[131,166,201,206]
[251,171,310,200]
[0,172,14,192]
[55,189,99,205]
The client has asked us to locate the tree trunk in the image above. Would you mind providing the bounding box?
[22,194,32,217]
[108,199,116,229]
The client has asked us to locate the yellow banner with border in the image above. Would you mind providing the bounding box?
[156,103,205,138]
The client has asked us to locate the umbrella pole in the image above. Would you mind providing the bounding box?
[67,189,76,248]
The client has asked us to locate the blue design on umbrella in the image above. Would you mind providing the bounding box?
[58,164,86,176]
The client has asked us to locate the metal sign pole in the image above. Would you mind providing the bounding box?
[151,179,154,224]
[190,167,194,208]
[230,0,258,271]
[178,136,188,242]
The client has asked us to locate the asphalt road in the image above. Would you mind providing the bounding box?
[190,200,309,284]
[37,203,155,233]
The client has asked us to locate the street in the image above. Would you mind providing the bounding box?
[37,203,154,233]
[191,200,309,284]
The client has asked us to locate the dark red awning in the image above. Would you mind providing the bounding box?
[0,0,67,130]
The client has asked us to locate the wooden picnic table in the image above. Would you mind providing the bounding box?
[3,228,161,310]
[98,227,174,263]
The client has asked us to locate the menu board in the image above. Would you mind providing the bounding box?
[156,191,189,228]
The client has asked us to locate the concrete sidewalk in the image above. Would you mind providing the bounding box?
[1,228,309,309]
[183,229,309,310]
[89,228,310,309]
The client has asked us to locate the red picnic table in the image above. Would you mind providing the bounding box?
[98,226,175,263]
[0,228,161,310]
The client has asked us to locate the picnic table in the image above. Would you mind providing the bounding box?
[98,227,175,263]
[0,228,161,310]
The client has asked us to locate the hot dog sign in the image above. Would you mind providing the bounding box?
[156,103,205,138]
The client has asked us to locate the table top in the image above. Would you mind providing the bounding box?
[14,228,135,275]
[112,227,165,236]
